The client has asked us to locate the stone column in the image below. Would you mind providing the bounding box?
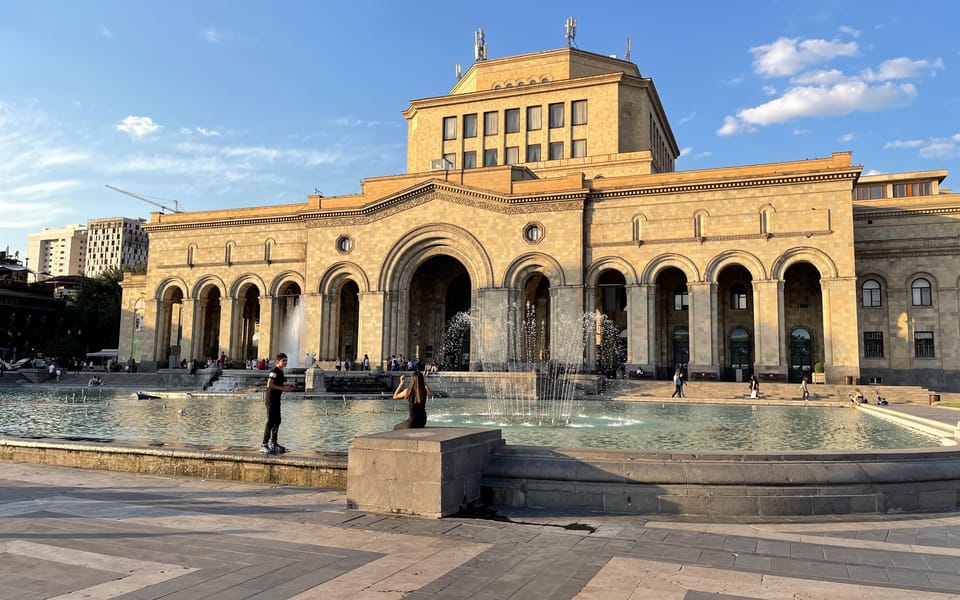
[821,276,860,379]
[302,292,322,361]
[218,296,235,361]
[179,298,196,363]
[258,295,274,360]
[476,287,511,367]
[550,285,584,364]
[753,279,784,373]
[687,281,717,373]
[583,287,598,369]
[359,291,385,369]
[625,284,649,366]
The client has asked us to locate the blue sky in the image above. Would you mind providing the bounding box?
[1,1,957,259]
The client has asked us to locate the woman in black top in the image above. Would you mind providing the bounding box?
[392,370,433,429]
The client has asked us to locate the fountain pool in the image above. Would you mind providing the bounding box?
[0,387,941,452]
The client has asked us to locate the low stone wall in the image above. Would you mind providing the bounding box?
[0,437,348,489]
[481,445,960,516]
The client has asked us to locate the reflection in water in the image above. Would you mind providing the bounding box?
[0,387,941,453]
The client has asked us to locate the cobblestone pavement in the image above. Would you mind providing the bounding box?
[2,462,960,599]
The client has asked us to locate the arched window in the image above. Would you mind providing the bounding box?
[862,279,882,307]
[186,244,195,267]
[694,212,706,237]
[225,241,234,265]
[674,285,688,311]
[632,216,643,242]
[731,284,748,310]
[760,207,772,234]
[911,278,932,306]
[264,239,274,263]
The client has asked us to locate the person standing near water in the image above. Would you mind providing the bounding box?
[392,369,433,429]
[261,352,294,454]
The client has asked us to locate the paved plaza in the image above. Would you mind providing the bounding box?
[2,461,960,599]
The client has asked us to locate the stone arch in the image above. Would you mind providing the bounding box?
[192,275,227,300]
[318,261,371,295]
[155,277,190,302]
[229,274,267,298]
[770,247,838,280]
[641,253,701,285]
[268,271,306,297]
[502,252,567,289]
[380,224,494,292]
[705,250,767,283]
[585,256,639,287]
[906,271,938,289]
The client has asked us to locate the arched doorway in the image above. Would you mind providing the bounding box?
[237,284,260,362]
[717,264,755,381]
[789,327,813,383]
[275,282,303,365]
[337,281,359,363]
[729,327,752,382]
[408,256,472,370]
[783,262,823,382]
[655,267,688,379]
[197,285,221,362]
[520,273,551,364]
[156,286,184,367]
[595,269,627,376]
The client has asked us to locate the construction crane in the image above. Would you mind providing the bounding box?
[105,184,183,213]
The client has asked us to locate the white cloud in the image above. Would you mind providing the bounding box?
[861,57,944,81]
[9,180,82,197]
[678,147,693,157]
[716,115,742,136]
[751,37,858,77]
[203,28,224,43]
[117,115,161,139]
[196,127,220,137]
[838,132,855,143]
[678,111,696,124]
[792,128,809,135]
[884,139,925,149]
[335,116,402,128]
[791,69,849,86]
[839,25,861,38]
[719,81,916,134]
[761,85,777,96]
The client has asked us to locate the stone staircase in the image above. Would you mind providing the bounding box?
[602,379,939,405]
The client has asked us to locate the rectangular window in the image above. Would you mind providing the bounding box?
[674,289,689,311]
[863,331,884,358]
[443,152,456,169]
[483,111,498,135]
[549,103,564,128]
[483,148,497,167]
[505,146,519,165]
[463,114,477,138]
[526,106,542,131]
[443,116,456,140]
[549,141,563,160]
[571,139,587,158]
[894,182,932,197]
[462,151,476,169]
[505,108,520,133]
[572,100,587,125]
[853,185,886,200]
[915,331,935,358]
[526,144,541,162]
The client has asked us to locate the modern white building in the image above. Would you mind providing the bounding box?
[84,217,149,278]
[26,224,87,281]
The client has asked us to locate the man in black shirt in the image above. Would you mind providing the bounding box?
[261,353,293,454]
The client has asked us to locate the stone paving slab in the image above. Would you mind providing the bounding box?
[3,462,960,598]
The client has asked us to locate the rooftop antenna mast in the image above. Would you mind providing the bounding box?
[565,16,577,48]
[625,36,631,61]
[474,28,486,62]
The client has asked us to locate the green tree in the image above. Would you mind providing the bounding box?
[69,269,124,353]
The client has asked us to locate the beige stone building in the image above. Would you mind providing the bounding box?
[118,46,960,389]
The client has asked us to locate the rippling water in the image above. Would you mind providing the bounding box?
[0,387,942,452]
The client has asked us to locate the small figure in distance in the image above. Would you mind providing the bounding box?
[848,387,865,407]
[800,375,810,401]
[875,390,888,406]
[392,369,433,429]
